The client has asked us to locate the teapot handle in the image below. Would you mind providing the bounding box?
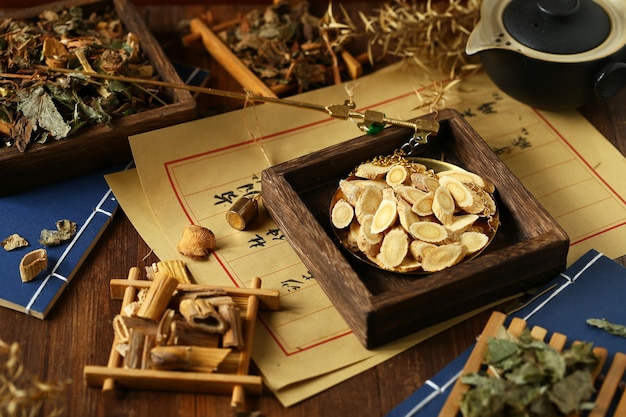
[595,62,626,98]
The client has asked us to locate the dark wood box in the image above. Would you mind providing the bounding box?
[0,0,197,195]
[261,108,570,349]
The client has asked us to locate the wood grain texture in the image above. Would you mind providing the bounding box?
[262,109,569,348]
[0,2,624,416]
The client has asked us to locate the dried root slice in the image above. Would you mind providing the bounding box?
[437,169,495,193]
[409,221,448,244]
[355,162,391,179]
[355,185,383,223]
[396,257,422,273]
[331,198,355,229]
[385,164,409,187]
[376,227,409,269]
[439,176,474,209]
[357,215,383,256]
[339,179,363,206]
[459,231,489,254]
[432,185,455,225]
[397,198,419,233]
[146,260,194,284]
[422,243,466,272]
[409,240,437,261]
[410,172,440,192]
[394,184,427,205]
[445,214,479,235]
[370,191,397,234]
[19,248,48,282]
[344,221,361,252]
[412,191,434,216]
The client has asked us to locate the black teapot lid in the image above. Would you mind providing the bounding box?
[503,0,611,54]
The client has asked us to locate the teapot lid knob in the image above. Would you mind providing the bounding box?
[537,0,579,19]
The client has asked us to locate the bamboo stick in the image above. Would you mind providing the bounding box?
[231,277,261,411]
[150,346,232,373]
[102,266,141,393]
[136,272,179,321]
[189,17,277,98]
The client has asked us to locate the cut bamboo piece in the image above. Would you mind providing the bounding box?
[231,276,261,412]
[150,346,232,373]
[189,18,277,98]
[103,266,141,393]
[179,298,228,333]
[339,48,362,80]
[19,248,48,282]
[136,272,179,322]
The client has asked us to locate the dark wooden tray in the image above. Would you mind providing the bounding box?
[261,108,569,349]
[0,0,197,195]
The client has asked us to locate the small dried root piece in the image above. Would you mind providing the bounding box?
[409,240,436,261]
[19,248,48,282]
[339,179,363,206]
[370,189,398,234]
[177,224,216,260]
[459,231,490,254]
[2,233,28,251]
[331,199,354,229]
[410,172,440,192]
[437,169,495,193]
[397,198,419,233]
[179,298,229,334]
[376,227,409,269]
[412,191,435,216]
[432,185,455,225]
[355,162,391,179]
[445,214,479,235]
[355,185,383,223]
[385,164,409,187]
[394,184,427,205]
[422,243,466,272]
[409,221,448,243]
[439,176,474,209]
[39,219,77,246]
[357,215,383,256]
[145,260,194,284]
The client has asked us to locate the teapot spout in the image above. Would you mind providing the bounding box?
[466,0,515,55]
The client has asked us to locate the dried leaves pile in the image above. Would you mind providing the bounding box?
[1,339,67,417]
[460,326,598,417]
[222,0,352,93]
[0,6,168,152]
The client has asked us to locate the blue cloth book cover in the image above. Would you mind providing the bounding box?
[0,167,121,318]
[387,249,626,417]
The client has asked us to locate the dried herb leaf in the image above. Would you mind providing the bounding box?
[459,326,598,417]
[39,219,77,246]
[587,318,626,338]
[17,86,71,139]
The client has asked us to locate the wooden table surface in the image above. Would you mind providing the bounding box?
[1,3,625,417]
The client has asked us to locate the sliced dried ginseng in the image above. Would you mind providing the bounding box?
[409,221,448,243]
[437,169,495,193]
[412,191,435,216]
[439,175,474,209]
[432,186,456,225]
[331,198,355,229]
[409,240,437,261]
[445,214,479,235]
[355,162,391,179]
[422,243,466,272]
[394,184,427,206]
[410,172,440,192]
[459,231,489,254]
[370,190,398,234]
[357,215,383,256]
[339,179,363,206]
[385,164,409,187]
[396,197,419,233]
[376,227,409,269]
[355,185,383,223]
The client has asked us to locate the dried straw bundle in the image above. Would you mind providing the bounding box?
[0,339,67,417]
[359,0,482,79]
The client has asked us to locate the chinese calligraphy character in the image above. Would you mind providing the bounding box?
[266,228,285,241]
[248,234,266,248]
[214,191,238,205]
